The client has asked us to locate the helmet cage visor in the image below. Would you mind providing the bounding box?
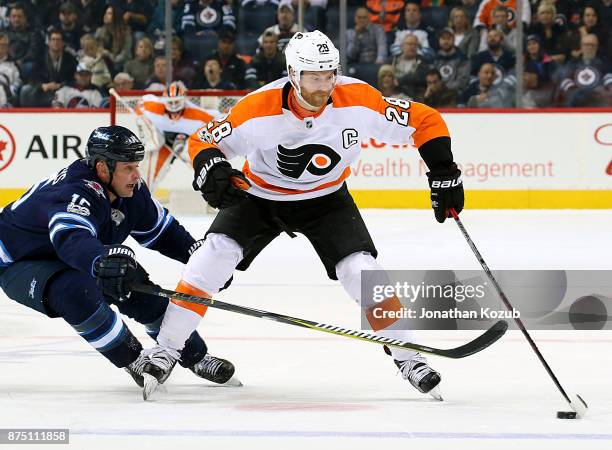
[165,96,185,113]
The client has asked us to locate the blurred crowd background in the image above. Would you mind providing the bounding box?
[0,0,610,109]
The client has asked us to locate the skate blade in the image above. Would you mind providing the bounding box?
[143,373,161,401]
[222,375,243,387]
[428,386,443,401]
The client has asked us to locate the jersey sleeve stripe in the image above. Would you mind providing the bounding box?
[49,223,96,242]
[243,162,351,195]
[10,179,45,211]
[0,239,14,266]
[48,212,97,236]
[137,215,174,248]
[130,199,166,235]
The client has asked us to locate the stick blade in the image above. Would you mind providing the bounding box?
[437,320,509,358]
[569,394,588,418]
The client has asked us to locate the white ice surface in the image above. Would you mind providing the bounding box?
[1,210,611,450]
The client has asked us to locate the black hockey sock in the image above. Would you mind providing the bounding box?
[46,269,143,368]
[72,302,143,368]
[179,331,208,367]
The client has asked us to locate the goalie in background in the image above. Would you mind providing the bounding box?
[134,81,218,193]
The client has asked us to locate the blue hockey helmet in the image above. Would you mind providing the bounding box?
[86,125,145,171]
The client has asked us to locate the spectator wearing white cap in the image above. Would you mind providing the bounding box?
[52,62,104,108]
[113,72,134,91]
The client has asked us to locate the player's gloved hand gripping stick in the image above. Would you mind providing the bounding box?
[427,162,464,223]
[94,245,152,302]
[192,150,251,209]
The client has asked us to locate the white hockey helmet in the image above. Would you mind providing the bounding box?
[284,30,340,95]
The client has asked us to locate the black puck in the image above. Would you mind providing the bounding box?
[557,411,577,419]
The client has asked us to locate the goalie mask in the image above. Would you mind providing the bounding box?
[163,81,186,114]
[284,31,340,108]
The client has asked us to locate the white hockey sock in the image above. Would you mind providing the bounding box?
[157,233,243,352]
[336,252,418,362]
[157,302,203,352]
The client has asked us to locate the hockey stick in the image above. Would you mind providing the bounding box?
[132,283,508,359]
[449,208,588,417]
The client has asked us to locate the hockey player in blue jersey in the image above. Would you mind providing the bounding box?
[0,125,240,393]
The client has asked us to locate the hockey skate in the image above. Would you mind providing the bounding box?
[189,353,243,387]
[124,350,151,387]
[141,345,180,400]
[395,353,443,401]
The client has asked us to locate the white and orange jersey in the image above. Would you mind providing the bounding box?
[188,76,450,201]
[136,94,217,139]
[473,0,531,29]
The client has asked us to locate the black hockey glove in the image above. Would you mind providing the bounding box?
[93,245,150,302]
[192,150,251,209]
[426,163,464,223]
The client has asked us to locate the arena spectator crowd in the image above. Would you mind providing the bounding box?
[0,0,610,108]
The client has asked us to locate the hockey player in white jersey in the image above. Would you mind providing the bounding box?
[141,31,464,400]
[135,81,217,193]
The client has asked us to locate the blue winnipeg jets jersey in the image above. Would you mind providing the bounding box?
[0,160,194,274]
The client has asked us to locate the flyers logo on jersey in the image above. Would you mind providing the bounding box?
[277,144,341,179]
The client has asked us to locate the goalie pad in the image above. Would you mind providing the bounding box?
[137,114,187,193]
